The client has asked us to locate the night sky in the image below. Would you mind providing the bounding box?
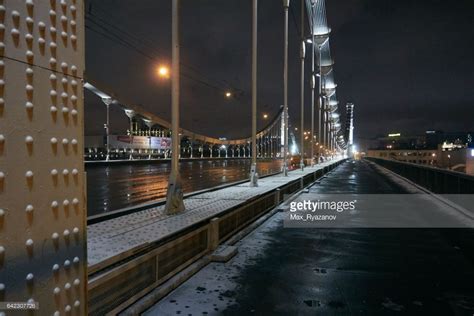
[84,0,474,145]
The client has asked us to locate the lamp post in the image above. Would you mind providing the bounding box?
[250,0,258,186]
[102,97,112,161]
[299,0,305,171]
[283,0,290,176]
[165,0,185,214]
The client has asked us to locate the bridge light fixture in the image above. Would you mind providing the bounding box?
[157,65,170,79]
[225,91,232,98]
[263,113,268,119]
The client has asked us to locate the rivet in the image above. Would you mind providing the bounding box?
[49,73,57,82]
[61,31,67,41]
[50,57,57,68]
[25,204,34,214]
[62,138,69,145]
[0,209,4,217]
[65,305,71,313]
[25,135,33,144]
[61,62,68,72]
[71,95,78,105]
[26,84,34,94]
[0,283,4,291]
[53,312,60,316]
[61,77,68,85]
[51,169,58,176]
[25,33,33,44]
[71,109,78,117]
[71,34,77,44]
[11,28,20,39]
[63,229,70,237]
[50,137,58,145]
[71,65,77,75]
[73,227,79,234]
[25,170,33,179]
[38,21,45,33]
[62,169,69,176]
[0,246,4,255]
[52,232,59,240]
[71,79,78,88]
[49,10,56,19]
[25,102,34,111]
[70,20,76,30]
[51,201,59,209]
[50,90,57,98]
[64,283,71,290]
[74,300,80,308]
[63,200,70,207]
[26,273,34,282]
[61,92,68,102]
[52,264,59,272]
[50,105,57,114]
[0,134,5,144]
[73,279,80,286]
[62,107,69,114]
[25,239,33,247]
[64,259,71,267]
[71,139,78,146]
[53,287,60,295]
[0,172,4,181]
[61,15,67,24]
[26,50,34,62]
[73,256,79,264]
[38,37,45,47]
[72,169,78,176]
[50,42,57,54]
[26,0,34,9]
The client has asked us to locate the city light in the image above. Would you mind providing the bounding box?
[225,91,232,98]
[263,113,268,119]
[157,65,170,79]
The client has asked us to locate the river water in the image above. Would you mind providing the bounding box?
[86,159,283,217]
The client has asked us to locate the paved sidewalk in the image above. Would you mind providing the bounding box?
[87,159,343,272]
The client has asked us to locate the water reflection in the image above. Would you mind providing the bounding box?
[86,159,282,217]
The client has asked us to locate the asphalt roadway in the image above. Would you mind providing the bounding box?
[144,160,474,315]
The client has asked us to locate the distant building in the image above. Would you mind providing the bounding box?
[366,131,474,175]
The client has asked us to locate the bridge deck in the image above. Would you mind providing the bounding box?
[145,160,474,315]
[87,159,343,272]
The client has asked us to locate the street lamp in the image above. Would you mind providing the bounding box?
[157,65,170,79]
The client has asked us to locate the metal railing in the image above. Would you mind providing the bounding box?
[365,157,474,194]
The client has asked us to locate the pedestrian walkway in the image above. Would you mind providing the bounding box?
[145,160,474,315]
[87,159,344,273]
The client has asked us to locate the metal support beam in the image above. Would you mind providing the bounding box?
[283,0,290,176]
[165,0,185,214]
[250,0,258,186]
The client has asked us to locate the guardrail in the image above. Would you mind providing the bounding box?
[365,157,474,194]
[87,159,346,315]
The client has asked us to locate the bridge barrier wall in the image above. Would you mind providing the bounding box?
[87,159,346,315]
[365,157,474,194]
